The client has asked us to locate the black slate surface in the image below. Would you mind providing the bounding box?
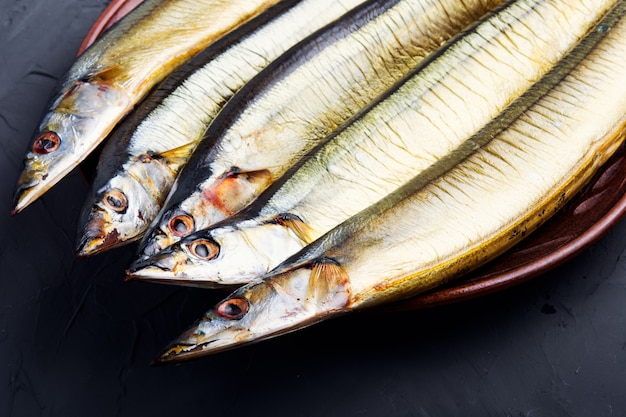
[1,1,625,416]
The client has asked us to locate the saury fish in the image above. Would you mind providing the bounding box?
[128,0,617,287]
[154,0,626,362]
[132,0,507,261]
[75,0,368,257]
[11,0,282,214]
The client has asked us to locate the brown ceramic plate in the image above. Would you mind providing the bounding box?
[77,0,144,55]
[80,0,626,310]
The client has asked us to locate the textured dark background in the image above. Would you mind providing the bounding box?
[1,1,626,416]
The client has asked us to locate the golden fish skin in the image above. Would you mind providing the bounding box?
[129,0,615,288]
[153,0,626,362]
[132,0,507,262]
[75,0,369,257]
[12,0,282,215]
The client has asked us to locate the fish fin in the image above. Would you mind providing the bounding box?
[129,142,196,175]
[203,168,273,216]
[86,64,127,83]
[307,258,350,308]
[269,213,316,244]
[156,142,197,171]
[221,167,274,192]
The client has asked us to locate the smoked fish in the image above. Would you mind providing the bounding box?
[12,0,282,214]
[132,0,508,261]
[75,0,368,256]
[154,0,626,362]
[129,0,617,288]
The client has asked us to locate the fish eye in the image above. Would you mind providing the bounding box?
[216,297,249,320]
[33,132,60,154]
[188,238,219,261]
[103,189,128,213]
[168,214,194,237]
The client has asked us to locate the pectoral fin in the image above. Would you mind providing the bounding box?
[203,167,273,216]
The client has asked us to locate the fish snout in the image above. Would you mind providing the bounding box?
[127,248,186,279]
[11,175,42,215]
[75,209,119,257]
[12,145,57,214]
[152,317,217,365]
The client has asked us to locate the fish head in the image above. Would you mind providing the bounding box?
[128,218,305,287]
[76,156,173,257]
[13,79,130,214]
[133,189,224,260]
[127,228,224,286]
[154,258,352,363]
[134,203,199,261]
[135,167,273,259]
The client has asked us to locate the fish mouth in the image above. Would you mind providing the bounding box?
[152,319,282,365]
[126,248,188,281]
[150,316,221,365]
[11,177,42,216]
[75,230,121,258]
[12,152,76,215]
[152,325,253,365]
[75,208,119,257]
[125,262,173,281]
[152,340,218,366]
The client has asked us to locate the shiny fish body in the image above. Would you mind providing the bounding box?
[154,1,626,362]
[75,0,368,257]
[12,0,282,214]
[133,0,506,261]
[129,0,615,287]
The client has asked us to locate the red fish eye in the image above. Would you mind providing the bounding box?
[33,132,60,154]
[103,189,128,213]
[189,238,219,261]
[216,297,249,320]
[168,215,194,237]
